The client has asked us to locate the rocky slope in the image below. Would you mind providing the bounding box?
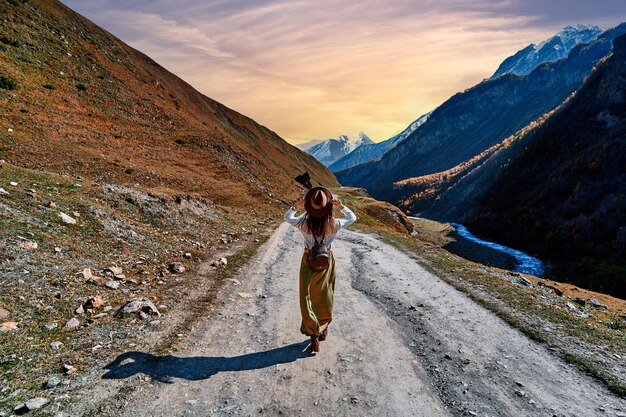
[492,25,602,78]
[328,112,431,172]
[0,0,337,212]
[336,23,626,201]
[306,132,374,166]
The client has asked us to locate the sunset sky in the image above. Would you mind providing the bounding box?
[64,1,626,145]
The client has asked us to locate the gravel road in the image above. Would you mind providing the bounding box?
[99,223,626,417]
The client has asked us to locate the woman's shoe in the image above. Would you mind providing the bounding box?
[310,336,320,354]
[319,328,328,342]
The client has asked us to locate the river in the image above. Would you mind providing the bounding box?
[448,223,544,276]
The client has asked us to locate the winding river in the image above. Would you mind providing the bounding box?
[449,223,544,276]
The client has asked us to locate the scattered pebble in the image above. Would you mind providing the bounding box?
[44,323,58,330]
[63,317,80,329]
[17,241,38,250]
[0,321,18,332]
[50,341,63,350]
[58,212,77,225]
[105,280,120,290]
[169,262,185,274]
[46,375,61,389]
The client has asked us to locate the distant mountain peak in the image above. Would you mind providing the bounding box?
[492,24,602,78]
[306,132,374,166]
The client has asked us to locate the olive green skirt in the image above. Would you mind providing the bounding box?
[299,251,336,337]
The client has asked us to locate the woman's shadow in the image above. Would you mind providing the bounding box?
[102,341,311,383]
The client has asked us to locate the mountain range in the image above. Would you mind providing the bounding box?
[328,112,431,172]
[306,132,374,166]
[0,0,336,211]
[492,24,602,78]
[336,23,626,202]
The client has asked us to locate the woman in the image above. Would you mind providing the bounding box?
[284,187,357,354]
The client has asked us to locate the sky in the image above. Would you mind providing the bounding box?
[63,1,626,144]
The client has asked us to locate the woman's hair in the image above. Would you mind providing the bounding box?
[298,211,337,237]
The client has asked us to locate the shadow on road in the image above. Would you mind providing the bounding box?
[102,341,311,383]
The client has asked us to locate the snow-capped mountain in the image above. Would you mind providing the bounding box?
[306,132,374,166]
[492,24,602,78]
[329,112,431,172]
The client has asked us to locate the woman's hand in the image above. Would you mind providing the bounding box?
[294,196,305,210]
[332,198,344,209]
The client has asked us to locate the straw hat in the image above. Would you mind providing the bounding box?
[304,187,333,218]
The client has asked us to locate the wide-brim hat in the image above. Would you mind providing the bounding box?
[304,187,333,218]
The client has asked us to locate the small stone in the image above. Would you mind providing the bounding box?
[105,280,120,290]
[59,212,77,225]
[49,201,57,209]
[514,389,526,397]
[586,297,608,309]
[227,278,241,286]
[0,307,9,320]
[91,313,108,319]
[63,317,80,329]
[44,322,58,330]
[238,292,254,299]
[75,305,85,315]
[10,181,17,186]
[50,341,63,349]
[565,302,578,313]
[116,298,160,317]
[17,241,38,250]
[7,128,13,133]
[0,187,9,196]
[24,397,48,410]
[105,266,123,276]
[0,321,18,332]
[84,296,104,309]
[54,247,62,253]
[184,252,192,259]
[63,364,77,374]
[46,375,61,388]
[169,262,185,274]
[149,320,160,326]
[72,211,80,217]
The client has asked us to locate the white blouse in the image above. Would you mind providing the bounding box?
[283,206,357,250]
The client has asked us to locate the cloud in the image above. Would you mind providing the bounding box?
[63,0,626,143]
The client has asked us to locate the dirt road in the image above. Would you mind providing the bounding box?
[96,223,626,416]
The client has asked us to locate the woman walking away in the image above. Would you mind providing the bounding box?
[284,187,357,354]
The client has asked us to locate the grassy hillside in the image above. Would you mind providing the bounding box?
[0,0,337,212]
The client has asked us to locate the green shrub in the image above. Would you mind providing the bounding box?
[0,75,18,90]
[42,83,56,90]
[76,83,88,91]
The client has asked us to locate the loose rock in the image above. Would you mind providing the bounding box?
[59,212,77,225]
[116,298,160,318]
[84,296,104,310]
[46,375,61,389]
[105,280,120,290]
[23,397,49,411]
[63,317,80,329]
[0,187,9,196]
[105,266,123,276]
[169,262,185,274]
[0,321,18,332]
[586,297,608,309]
[50,341,63,349]
[0,307,9,320]
[63,364,77,375]
[17,241,38,250]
